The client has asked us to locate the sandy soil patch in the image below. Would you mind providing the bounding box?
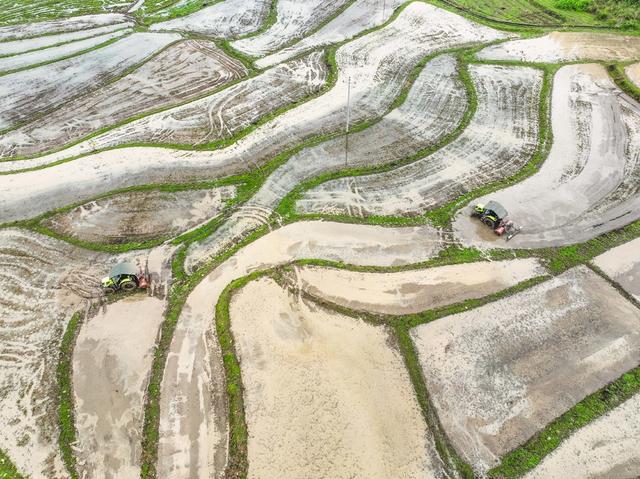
[231,277,441,478]
[593,237,640,302]
[149,0,271,38]
[411,266,640,473]
[625,62,640,89]
[524,393,640,479]
[231,0,351,58]
[294,258,545,315]
[478,31,640,63]
[0,32,180,132]
[159,221,443,478]
[2,52,323,160]
[0,28,132,74]
[73,296,165,479]
[42,186,236,244]
[0,14,130,42]
[188,54,466,266]
[298,64,541,217]
[0,23,133,56]
[0,39,246,159]
[256,0,405,68]
[453,64,640,249]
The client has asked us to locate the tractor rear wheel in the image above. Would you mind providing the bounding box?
[481,217,496,229]
[120,279,137,291]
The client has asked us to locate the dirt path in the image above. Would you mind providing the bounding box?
[186,54,466,270]
[256,0,404,68]
[158,221,443,478]
[294,258,545,314]
[0,40,247,159]
[625,63,640,88]
[524,393,640,479]
[43,186,236,244]
[593,237,640,302]
[230,277,442,478]
[73,296,165,479]
[478,31,640,63]
[298,64,541,217]
[149,0,271,38]
[231,0,352,58]
[410,266,640,473]
[453,64,640,249]
[0,32,180,131]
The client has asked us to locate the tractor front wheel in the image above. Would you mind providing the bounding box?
[103,286,117,294]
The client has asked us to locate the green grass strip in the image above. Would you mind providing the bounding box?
[489,368,640,478]
[607,62,640,104]
[57,311,84,479]
[0,449,26,479]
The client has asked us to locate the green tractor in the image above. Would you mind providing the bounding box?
[101,262,148,294]
[471,200,521,240]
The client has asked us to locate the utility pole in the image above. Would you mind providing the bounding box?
[344,76,351,166]
[382,0,386,21]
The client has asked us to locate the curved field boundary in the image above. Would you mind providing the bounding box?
[453,63,640,249]
[0,449,25,479]
[230,0,354,59]
[0,32,181,132]
[296,63,542,218]
[184,53,469,270]
[0,39,249,160]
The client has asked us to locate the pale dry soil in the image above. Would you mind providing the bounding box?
[454,64,640,249]
[187,53,467,268]
[626,63,640,89]
[256,0,405,69]
[230,277,441,478]
[0,228,170,478]
[0,3,508,225]
[158,221,444,479]
[593,237,640,302]
[297,63,541,217]
[294,258,545,315]
[231,0,351,58]
[478,31,640,63]
[149,0,271,38]
[73,296,165,479]
[0,14,130,41]
[0,32,181,132]
[524,393,640,479]
[42,186,236,245]
[411,266,640,473]
[0,39,247,159]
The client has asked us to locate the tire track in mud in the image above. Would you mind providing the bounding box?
[0,39,247,160]
[453,64,640,249]
[156,221,444,479]
[297,63,542,218]
[0,3,507,225]
[184,53,467,271]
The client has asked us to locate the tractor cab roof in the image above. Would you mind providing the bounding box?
[109,262,137,278]
[484,200,508,219]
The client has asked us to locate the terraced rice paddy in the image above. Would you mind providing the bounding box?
[454,64,640,249]
[411,266,640,473]
[2,2,640,478]
[298,63,541,217]
[230,277,441,478]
